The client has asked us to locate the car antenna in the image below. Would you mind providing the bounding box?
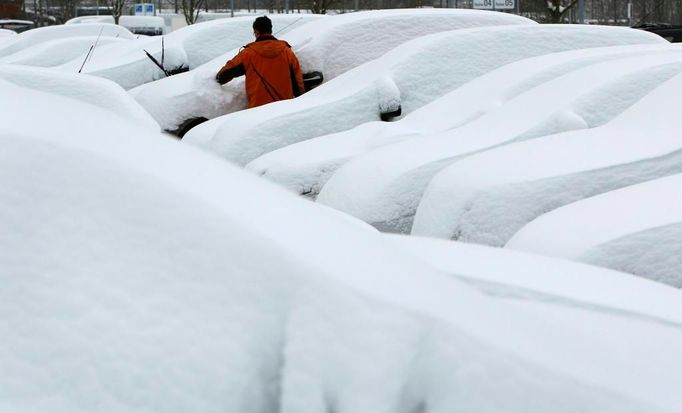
[273,17,304,36]
[78,26,104,73]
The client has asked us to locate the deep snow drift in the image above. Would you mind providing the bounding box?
[186,24,663,166]
[58,15,320,90]
[410,72,682,247]
[248,43,678,199]
[507,174,682,287]
[317,46,682,233]
[134,9,533,132]
[4,73,682,412]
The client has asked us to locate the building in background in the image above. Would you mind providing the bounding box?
[0,0,23,19]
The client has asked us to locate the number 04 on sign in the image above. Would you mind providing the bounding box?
[473,0,515,10]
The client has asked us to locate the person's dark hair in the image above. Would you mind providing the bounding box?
[253,16,273,34]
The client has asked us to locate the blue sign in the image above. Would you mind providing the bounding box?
[135,3,155,15]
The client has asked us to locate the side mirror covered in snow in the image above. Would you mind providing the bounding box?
[376,77,402,122]
[380,106,401,122]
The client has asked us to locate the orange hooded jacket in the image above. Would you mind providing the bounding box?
[216,35,306,108]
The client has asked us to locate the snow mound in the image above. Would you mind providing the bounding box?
[186,24,663,166]
[0,35,126,67]
[0,65,159,130]
[411,72,682,246]
[318,47,682,233]
[247,43,677,198]
[134,9,534,131]
[507,174,682,287]
[3,79,682,412]
[56,15,320,90]
[0,23,134,58]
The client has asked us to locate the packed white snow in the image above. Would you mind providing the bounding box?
[410,72,682,247]
[0,28,16,43]
[3,76,682,412]
[0,23,134,58]
[133,9,534,132]
[317,46,682,233]
[0,35,126,67]
[185,24,663,166]
[386,234,682,325]
[507,174,682,287]
[58,15,320,90]
[247,43,678,198]
[0,65,159,130]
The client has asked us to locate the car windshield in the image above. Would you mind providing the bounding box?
[0,20,35,33]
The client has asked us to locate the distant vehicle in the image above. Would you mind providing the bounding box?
[634,23,682,42]
[0,19,35,33]
[65,15,166,36]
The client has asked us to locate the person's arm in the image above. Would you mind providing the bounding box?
[216,49,248,85]
[287,49,306,97]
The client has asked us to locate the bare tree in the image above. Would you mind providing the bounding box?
[56,0,78,22]
[181,0,205,24]
[105,0,126,24]
[545,0,579,22]
[308,0,338,13]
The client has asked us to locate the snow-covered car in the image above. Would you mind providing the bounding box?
[0,28,16,43]
[0,64,159,130]
[387,234,682,322]
[247,43,677,199]
[316,44,682,233]
[0,19,34,33]
[507,174,682,288]
[66,15,167,36]
[132,9,533,135]
[0,23,135,58]
[635,23,682,42]
[184,24,664,166]
[409,72,682,247]
[57,14,321,90]
[0,35,127,67]
[3,74,682,412]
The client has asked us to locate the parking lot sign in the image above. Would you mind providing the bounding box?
[494,0,515,9]
[135,3,155,15]
[473,0,494,9]
[473,0,515,9]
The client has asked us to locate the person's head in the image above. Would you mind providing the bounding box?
[253,16,272,36]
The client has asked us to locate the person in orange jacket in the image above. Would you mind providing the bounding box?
[216,16,306,108]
